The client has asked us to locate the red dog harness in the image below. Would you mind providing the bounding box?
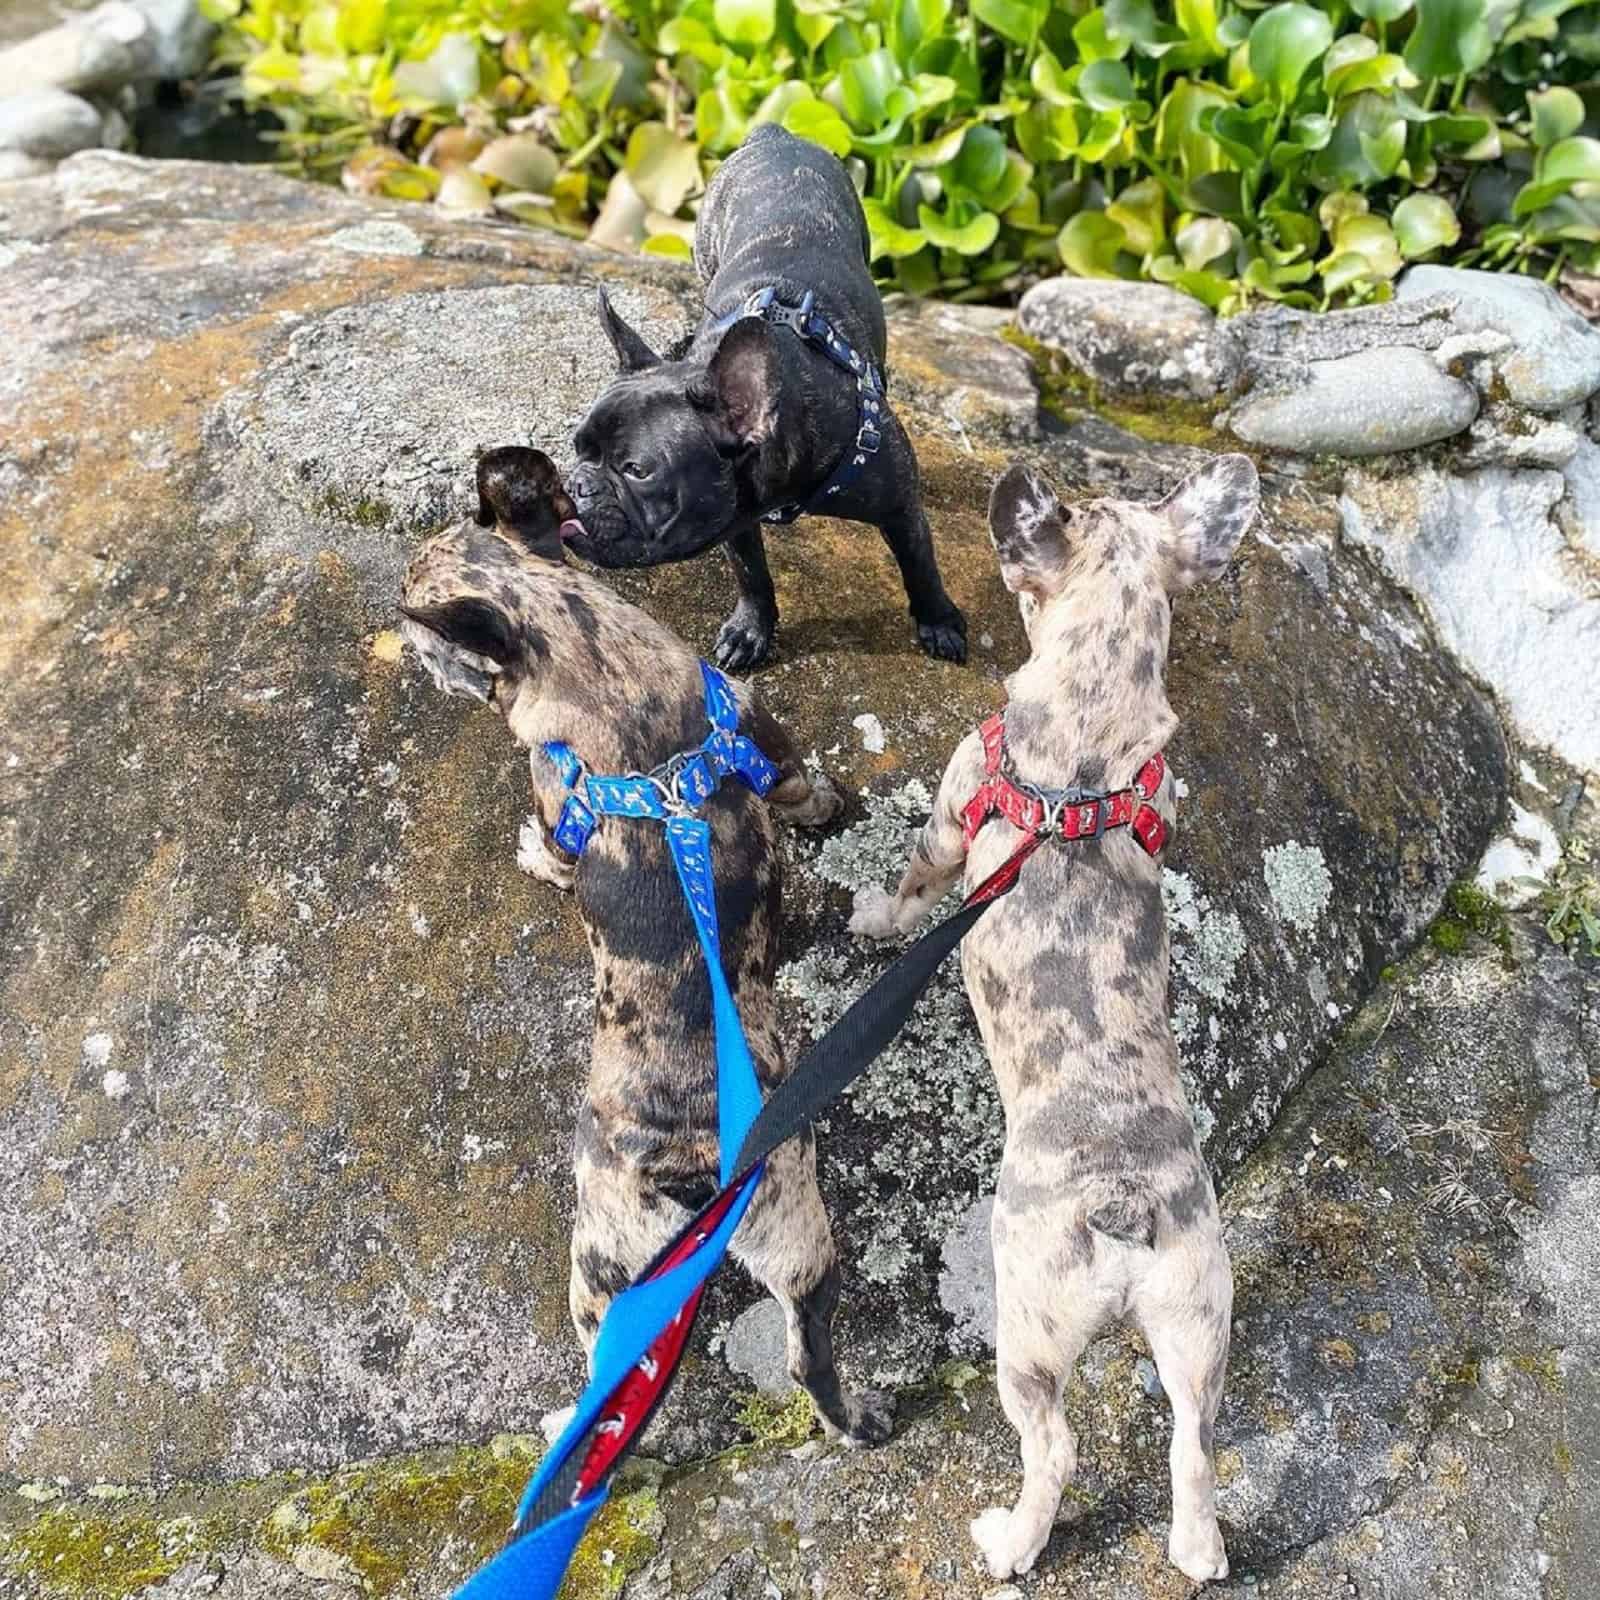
[961,712,1169,858]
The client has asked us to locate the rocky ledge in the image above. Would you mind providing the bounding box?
[1018,269,1600,778]
[0,153,1580,1600]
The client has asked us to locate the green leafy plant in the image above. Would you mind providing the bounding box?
[1534,837,1600,956]
[201,0,1600,307]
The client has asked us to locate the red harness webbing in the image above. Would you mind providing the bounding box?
[960,712,1169,858]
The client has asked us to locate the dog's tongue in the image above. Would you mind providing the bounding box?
[559,517,586,543]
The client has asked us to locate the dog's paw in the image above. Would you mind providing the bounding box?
[916,610,968,663]
[970,1505,1048,1579]
[840,1387,896,1449]
[1168,1518,1228,1584]
[799,772,844,829]
[849,886,900,940]
[516,818,576,890]
[713,608,776,672]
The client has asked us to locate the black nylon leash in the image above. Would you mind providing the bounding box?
[733,835,1040,1175]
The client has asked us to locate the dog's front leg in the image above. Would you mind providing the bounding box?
[518,755,579,890]
[850,746,979,939]
[714,520,779,671]
[875,422,966,662]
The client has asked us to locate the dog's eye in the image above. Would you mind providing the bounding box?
[621,460,650,481]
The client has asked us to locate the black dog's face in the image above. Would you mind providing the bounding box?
[566,369,741,566]
[565,290,781,569]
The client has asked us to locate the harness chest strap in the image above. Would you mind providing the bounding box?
[960,711,1169,858]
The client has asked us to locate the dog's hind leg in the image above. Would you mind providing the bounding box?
[567,1147,691,1368]
[1138,1249,1232,1583]
[731,1134,894,1447]
[972,1196,1121,1579]
[970,1244,1099,1579]
[714,521,779,671]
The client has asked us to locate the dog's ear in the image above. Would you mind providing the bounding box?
[697,320,781,451]
[597,287,661,373]
[987,462,1073,599]
[1155,454,1258,591]
[398,598,518,704]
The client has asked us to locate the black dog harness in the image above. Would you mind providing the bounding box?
[708,285,886,526]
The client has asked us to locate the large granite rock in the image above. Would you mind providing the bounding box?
[1341,463,1600,774]
[6,916,1593,1600]
[0,152,1501,1534]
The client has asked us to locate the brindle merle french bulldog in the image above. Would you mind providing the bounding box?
[398,445,894,1448]
[564,123,968,672]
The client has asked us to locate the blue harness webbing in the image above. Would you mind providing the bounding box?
[708,285,887,526]
[453,661,780,1600]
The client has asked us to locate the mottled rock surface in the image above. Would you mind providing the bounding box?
[1341,464,1600,774]
[0,155,1504,1589]
[5,920,1593,1600]
[1016,279,1241,400]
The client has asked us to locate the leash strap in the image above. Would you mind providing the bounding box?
[453,747,1042,1600]
[709,285,887,527]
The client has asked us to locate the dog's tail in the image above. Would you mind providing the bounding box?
[1084,1176,1158,1250]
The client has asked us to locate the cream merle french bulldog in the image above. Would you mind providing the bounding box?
[851,453,1259,1582]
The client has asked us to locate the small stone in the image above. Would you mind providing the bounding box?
[1135,1357,1165,1400]
[130,0,215,80]
[102,1068,130,1100]
[937,1195,997,1353]
[1399,264,1600,411]
[852,712,886,754]
[722,1298,790,1396]
[82,1031,113,1068]
[984,1586,1024,1600]
[1342,464,1600,772]
[17,1480,62,1503]
[539,1404,576,1445]
[1017,278,1240,400]
[1475,801,1560,906]
[1224,348,1477,456]
[0,88,103,160]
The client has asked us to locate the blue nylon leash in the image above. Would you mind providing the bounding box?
[453,662,778,1600]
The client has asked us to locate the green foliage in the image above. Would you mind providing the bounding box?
[732,1387,817,1446]
[204,0,1600,306]
[1534,837,1600,956]
[1428,880,1510,957]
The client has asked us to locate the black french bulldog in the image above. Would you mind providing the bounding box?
[564,124,968,671]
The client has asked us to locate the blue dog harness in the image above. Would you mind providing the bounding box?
[454,662,781,1600]
[709,285,887,526]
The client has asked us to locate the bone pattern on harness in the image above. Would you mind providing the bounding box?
[960,711,1169,858]
[546,661,780,860]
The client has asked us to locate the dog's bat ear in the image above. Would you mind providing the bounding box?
[1155,453,1257,591]
[597,287,662,373]
[700,319,780,449]
[399,598,518,664]
[987,462,1073,600]
[398,598,522,704]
